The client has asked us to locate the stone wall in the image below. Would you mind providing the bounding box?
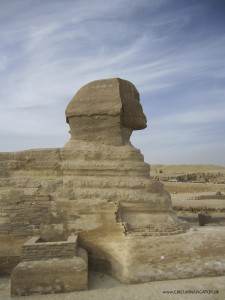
[22,235,78,261]
[125,222,188,237]
[0,194,51,238]
[11,236,88,296]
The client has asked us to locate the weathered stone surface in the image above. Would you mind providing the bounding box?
[11,235,87,296]
[22,235,78,261]
[0,78,225,286]
[11,248,88,296]
[65,78,147,146]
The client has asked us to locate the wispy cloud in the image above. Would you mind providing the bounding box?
[0,0,225,165]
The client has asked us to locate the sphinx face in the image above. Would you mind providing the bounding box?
[65,78,147,146]
[120,82,147,130]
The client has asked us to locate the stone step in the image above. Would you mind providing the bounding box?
[61,187,149,201]
[63,176,147,189]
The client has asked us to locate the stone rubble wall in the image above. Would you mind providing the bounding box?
[125,222,188,237]
[11,243,88,296]
[22,235,78,261]
[0,194,51,237]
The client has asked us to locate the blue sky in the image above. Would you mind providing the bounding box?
[0,0,225,165]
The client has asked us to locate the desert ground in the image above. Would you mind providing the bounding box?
[151,164,225,226]
[151,164,225,184]
[1,271,225,300]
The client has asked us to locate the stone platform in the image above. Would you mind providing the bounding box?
[11,235,88,296]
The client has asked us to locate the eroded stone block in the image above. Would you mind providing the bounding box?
[11,236,88,296]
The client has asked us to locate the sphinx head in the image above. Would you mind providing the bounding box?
[65,78,147,146]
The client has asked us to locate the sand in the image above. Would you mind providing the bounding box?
[1,271,225,300]
[171,193,225,210]
[151,164,225,174]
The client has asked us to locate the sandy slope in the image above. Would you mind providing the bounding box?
[151,164,225,175]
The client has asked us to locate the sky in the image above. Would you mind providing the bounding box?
[0,0,225,166]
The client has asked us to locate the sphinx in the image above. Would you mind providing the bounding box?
[0,78,224,285]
